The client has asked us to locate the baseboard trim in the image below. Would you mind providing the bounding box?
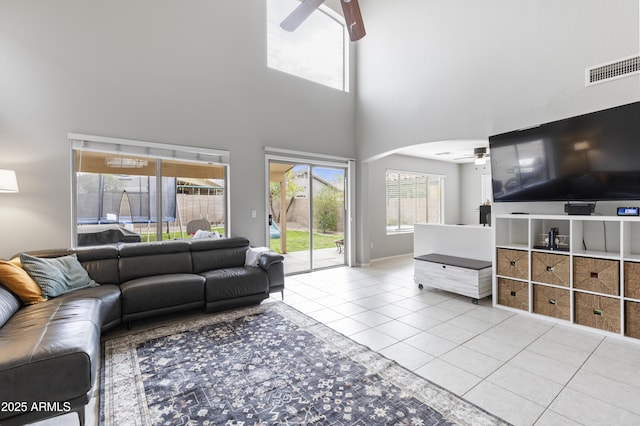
[370,253,413,263]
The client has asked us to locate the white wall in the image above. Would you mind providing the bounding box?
[414,224,493,261]
[0,1,356,258]
[1,1,638,262]
[355,0,639,262]
[460,163,491,226]
[356,0,640,162]
[365,154,460,261]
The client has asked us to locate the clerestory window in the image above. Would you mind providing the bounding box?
[266,0,349,92]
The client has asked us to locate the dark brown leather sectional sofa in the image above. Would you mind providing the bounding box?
[0,237,284,426]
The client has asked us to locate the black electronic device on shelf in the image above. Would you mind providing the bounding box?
[564,203,595,216]
[479,205,491,226]
[547,227,559,250]
[617,207,640,216]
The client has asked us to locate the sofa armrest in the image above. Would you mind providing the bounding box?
[258,252,284,271]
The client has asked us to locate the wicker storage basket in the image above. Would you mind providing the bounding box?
[497,248,529,280]
[533,284,570,320]
[531,252,570,287]
[497,278,529,311]
[573,257,619,296]
[625,301,640,339]
[624,262,640,299]
[574,292,620,333]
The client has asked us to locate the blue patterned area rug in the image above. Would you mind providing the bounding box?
[100,302,509,425]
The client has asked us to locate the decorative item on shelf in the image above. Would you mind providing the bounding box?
[0,169,19,193]
[535,231,569,251]
[479,201,491,227]
[547,227,559,250]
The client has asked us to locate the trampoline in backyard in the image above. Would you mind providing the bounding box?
[76,174,224,245]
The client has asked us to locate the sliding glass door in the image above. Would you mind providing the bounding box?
[269,160,347,275]
[311,166,346,270]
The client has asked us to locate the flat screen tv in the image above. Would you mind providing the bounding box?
[489,101,640,203]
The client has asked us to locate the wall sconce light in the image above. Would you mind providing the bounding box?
[0,169,19,193]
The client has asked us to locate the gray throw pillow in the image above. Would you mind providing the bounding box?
[20,253,99,298]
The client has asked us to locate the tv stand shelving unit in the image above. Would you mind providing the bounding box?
[494,213,640,340]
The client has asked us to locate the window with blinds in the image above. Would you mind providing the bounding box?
[69,133,229,246]
[386,170,444,234]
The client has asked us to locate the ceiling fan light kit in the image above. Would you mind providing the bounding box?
[280,0,366,42]
[474,147,488,166]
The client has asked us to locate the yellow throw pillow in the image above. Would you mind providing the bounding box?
[0,258,47,305]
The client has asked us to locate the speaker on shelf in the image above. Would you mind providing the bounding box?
[480,205,491,226]
[564,203,595,216]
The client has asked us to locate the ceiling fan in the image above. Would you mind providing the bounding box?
[451,147,490,164]
[280,0,366,42]
[473,147,490,165]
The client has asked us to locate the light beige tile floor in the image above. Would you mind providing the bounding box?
[35,255,640,426]
[281,256,640,426]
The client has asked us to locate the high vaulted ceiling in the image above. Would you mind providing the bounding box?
[395,140,489,164]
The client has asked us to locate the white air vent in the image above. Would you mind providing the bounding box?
[586,54,640,86]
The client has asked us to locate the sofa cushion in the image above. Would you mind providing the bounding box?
[0,298,101,422]
[190,237,250,273]
[202,267,269,301]
[58,284,122,332]
[120,273,205,315]
[0,285,21,329]
[20,253,98,298]
[73,245,120,285]
[0,259,46,305]
[118,241,193,282]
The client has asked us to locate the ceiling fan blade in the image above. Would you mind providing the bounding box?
[280,0,326,32]
[341,0,366,41]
